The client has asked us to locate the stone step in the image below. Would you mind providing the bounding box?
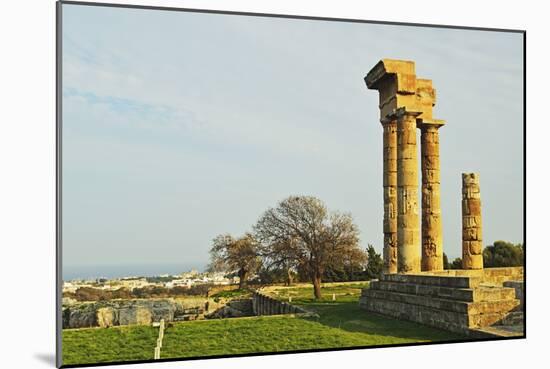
[424,267,523,286]
[367,281,516,302]
[496,311,524,326]
[360,296,469,334]
[380,273,482,288]
[362,289,519,315]
[474,287,518,302]
[469,326,524,338]
[426,267,523,278]
[503,281,524,309]
[360,296,518,333]
[471,311,518,328]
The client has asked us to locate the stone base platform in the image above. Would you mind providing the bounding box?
[359,267,524,337]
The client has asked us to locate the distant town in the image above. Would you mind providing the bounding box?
[63,270,238,295]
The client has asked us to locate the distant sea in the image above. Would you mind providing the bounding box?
[63,262,207,281]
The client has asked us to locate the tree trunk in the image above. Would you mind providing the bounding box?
[238,269,248,290]
[312,273,322,299]
[286,268,293,286]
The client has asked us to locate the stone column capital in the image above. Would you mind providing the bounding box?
[417,118,446,130]
[392,107,423,120]
[380,116,397,126]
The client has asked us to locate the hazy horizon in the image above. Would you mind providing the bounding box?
[63,262,207,281]
[61,4,524,280]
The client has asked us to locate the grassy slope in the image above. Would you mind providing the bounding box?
[160,304,462,360]
[62,282,465,365]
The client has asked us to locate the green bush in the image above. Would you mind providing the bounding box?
[483,241,524,267]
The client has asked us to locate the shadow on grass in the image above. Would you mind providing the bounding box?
[298,301,466,342]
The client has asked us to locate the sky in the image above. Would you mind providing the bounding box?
[61,4,524,279]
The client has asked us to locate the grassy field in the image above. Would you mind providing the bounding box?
[160,304,463,360]
[263,281,371,303]
[62,282,466,366]
[62,325,158,365]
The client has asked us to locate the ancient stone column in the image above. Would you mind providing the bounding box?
[462,173,483,269]
[382,118,398,273]
[396,108,421,273]
[365,60,417,274]
[418,120,445,271]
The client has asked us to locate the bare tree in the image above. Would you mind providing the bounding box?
[258,237,300,286]
[326,245,368,281]
[254,196,361,299]
[208,233,261,289]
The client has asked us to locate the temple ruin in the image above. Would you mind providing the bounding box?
[365,60,445,274]
[359,59,524,337]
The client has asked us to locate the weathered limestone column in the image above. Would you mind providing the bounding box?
[418,120,445,271]
[382,118,398,273]
[396,108,421,273]
[365,59,417,274]
[462,173,483,269]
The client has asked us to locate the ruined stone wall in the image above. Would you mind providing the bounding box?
[63,299,180,329]
[205,299,254,319]
[252,292,307,316]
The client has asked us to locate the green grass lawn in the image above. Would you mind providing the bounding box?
[62,325,158,365]
[160,303,463,360]
[62,282,466,365]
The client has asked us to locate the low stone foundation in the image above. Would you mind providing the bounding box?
[359,267,524,337]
